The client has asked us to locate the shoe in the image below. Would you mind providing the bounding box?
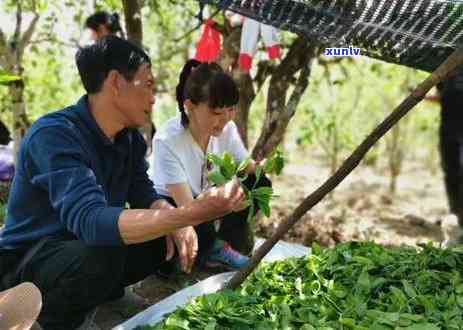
[218,219,255,256]
[205,240,250,271]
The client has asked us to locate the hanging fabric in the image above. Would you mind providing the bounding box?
[239,18,281,72]
[194,19,222,63]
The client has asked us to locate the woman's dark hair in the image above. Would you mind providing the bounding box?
[176,60,239,127]
[85,11,123,34]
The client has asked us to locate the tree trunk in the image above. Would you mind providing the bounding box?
[220,25,255,147]
[224,44,463,291]
[122,0,153,148]
[122,0,143,47]
[233,73,254,147]
[0,3,38,162]
[252,37,318,160]
[9,79,29,160]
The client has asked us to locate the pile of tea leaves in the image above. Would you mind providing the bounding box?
[138,242,463,330]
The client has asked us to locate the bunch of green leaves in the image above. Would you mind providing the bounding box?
[138,241,463,330]
[206,151,284,221]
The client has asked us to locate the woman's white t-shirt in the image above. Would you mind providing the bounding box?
[151,116,249,198]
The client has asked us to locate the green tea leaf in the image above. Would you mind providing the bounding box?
[263,157,275,174]
[204,320,217,330]
[208,171,227,186]
[237,158,251,174]
[165,315,190,329]
[221,152,236,179]
[357,271,371,292]
[403,323,440,330]
[253,187,274,197]
[257,199,271,217]
[402,280,418,299]
[149,241,463,330]
[456,283,463,294]
[255,166,263,187]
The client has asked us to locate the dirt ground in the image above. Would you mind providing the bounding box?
[256,158,449,248]
[96,153,456,329]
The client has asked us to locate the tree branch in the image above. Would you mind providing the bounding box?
[18,13,40,58]
[13,0,23,51]
[254,60,274,93]
[0,29,11,68]
[173,8,221,42]
[224,44,463,291]
[29,37,79,49]
[285,58,313,119]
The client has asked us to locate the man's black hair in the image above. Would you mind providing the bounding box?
[75,35,151,94]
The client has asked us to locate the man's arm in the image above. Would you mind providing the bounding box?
[118,180,244,244]
[26,126,124,246]
[27,126,245,246]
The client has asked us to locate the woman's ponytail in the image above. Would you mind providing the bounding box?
[176,59,201,127]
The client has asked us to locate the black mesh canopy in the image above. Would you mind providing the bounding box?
[204,0,463,72]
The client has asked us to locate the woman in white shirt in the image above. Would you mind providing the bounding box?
[152,60,270,273]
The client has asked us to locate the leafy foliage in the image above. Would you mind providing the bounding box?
[294,58,439,175]
[207,151,284,221]
[139,242,463,329]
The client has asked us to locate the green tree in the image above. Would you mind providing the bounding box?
[0,0,42,159]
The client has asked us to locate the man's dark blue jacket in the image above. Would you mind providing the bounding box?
[0,96,159,249]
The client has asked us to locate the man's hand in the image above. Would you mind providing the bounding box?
[165,226,198,273]
[197,178,246,218]
[149,198,181,263]
[151,198,199,273]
